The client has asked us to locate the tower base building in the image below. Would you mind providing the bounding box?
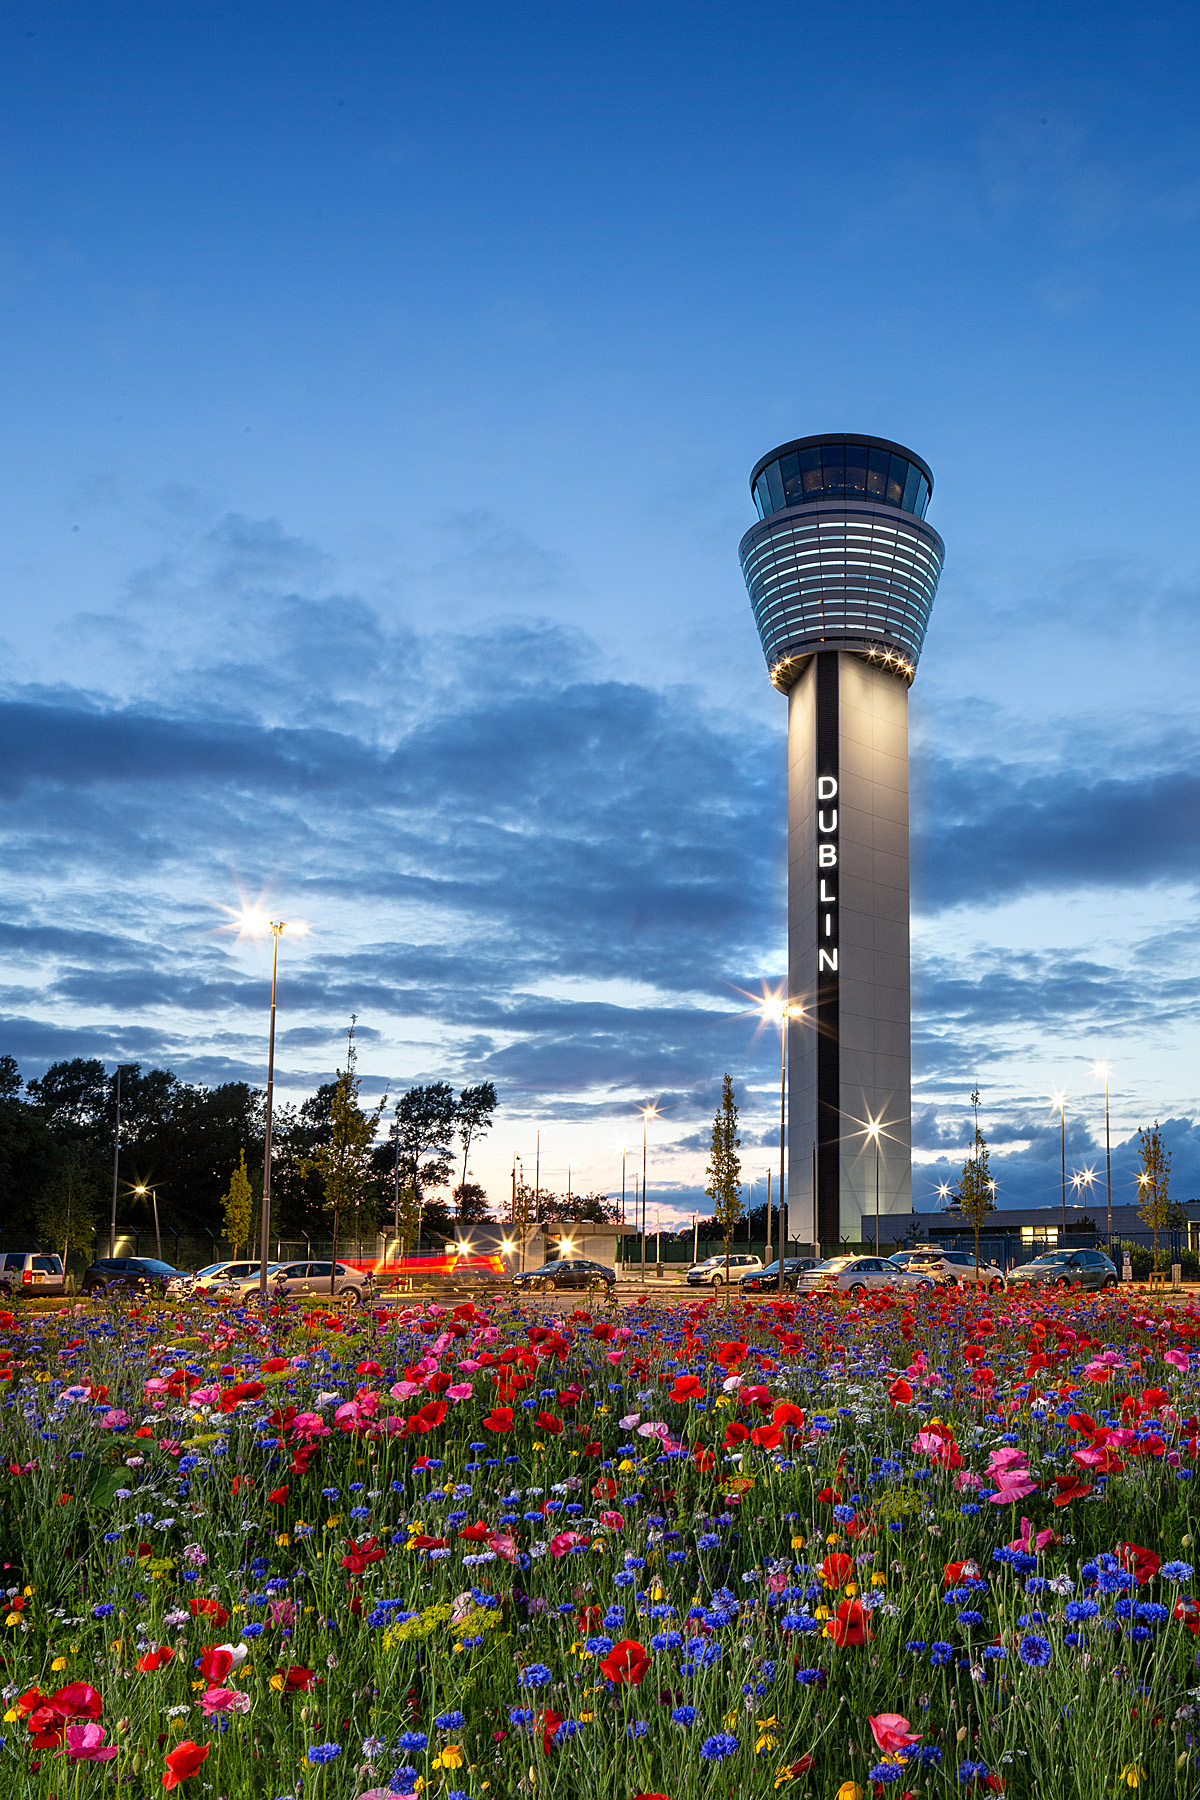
[739,436,944,1250]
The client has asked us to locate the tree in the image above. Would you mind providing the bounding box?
[452,1180,493,1225]
[35,1156,97,1265]
[514,1184,618,1226]
[221,1150,255,1256]
[299,1033,387,1294]
[955,1087,994,1283]
[383,1083,458,1243]
[1136,1121,1172,1274]
[455,1082,497,1218]
[705,1074,742,1294]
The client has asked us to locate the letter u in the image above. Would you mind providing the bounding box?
[818,809,838,833]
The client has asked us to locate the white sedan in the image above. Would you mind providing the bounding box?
[796,1254,936,1295]
[897,1249,1006,1291]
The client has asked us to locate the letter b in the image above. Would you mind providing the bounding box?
[818,844,837,868]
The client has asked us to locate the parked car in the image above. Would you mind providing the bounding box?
[511,1258,616,1293]
[796,1254,933,1295]
[1006,1247,1118,1292]
[264,1260,373,1303]
[740,1257,821,1293]
[887,1249,935,1271]
[686,1253,764,1288]
[897,1248,1007,1291]
[80,1257,194,1299]
[0,1251,68,1296]
[192,1259,265,1290]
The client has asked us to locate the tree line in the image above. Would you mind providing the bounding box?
[0,1049,499,1259]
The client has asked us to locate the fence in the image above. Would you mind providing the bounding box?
[902,1227,1191,1276]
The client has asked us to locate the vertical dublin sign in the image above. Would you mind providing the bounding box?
[738,435,944,1250]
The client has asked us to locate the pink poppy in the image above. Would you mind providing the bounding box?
[548,1531,589,1558]
[58,1722,118,1762]
[199,1687,250,1715]
[869,1713,921,1754]
[446,1383,473,1402]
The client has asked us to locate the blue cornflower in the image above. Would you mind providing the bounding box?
[552,1720,581,1744]
[1018,1634,1052,1667]
[1162,1560,1194,1582]
[520,1664,553,1688]
[396,1731,429,1751]
[508,1708,534,1727]
[958,1762,990,1783]
[434,1711,465,1730]
[1064,1599,1099,1623]
[957,1610,984,1628]
[671,1706,697,1726]
[869,1765,904,1783]
[306,1743,341,1763]
[92,1604,115,1618]
[904,1640,928,1654]
[930,1642,954,1666]
[699,1732,738,1762]
[625,1721,649,1740]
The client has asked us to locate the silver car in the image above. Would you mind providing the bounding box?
[797,1254,934,1294]
[193,1259,265,1291]
[268,1260,372,1303]
[686,1253,764,1288]
[900,1249,1006,1291]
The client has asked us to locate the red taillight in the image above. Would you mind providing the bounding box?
[22,1268,32,1284]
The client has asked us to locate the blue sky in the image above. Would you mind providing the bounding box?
[3,0,1200,1220]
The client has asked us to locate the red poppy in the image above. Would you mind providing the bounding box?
[413,1400,448,1433]
[427,1371,452,1395]
[943,1559,980,1586]
[692,1446,716,1473]
[669,1375,705,1404]
[540,1708,563,1754]
[723,1421,749,1446]
[535,1411,563,1435]
[1116,1541,1160,1585]
[137,1646,176,1673]
[716,1341,748,1367]
[278,1665,315,1691]
[1175,1596,1200,1636]
[827,1596,872,1647]
[198,1645,235,1683]
[819,1552,854,1589]
[483,1406,514,1433]
[598,1639,650,1686]
[408,1533,450,1551]
[162,1740,210,1789]
[50,1684,103,1720]
[1048,1474,1094,1507]
[188,1598,229,1627]
[772,1401,806,1428]
[218,1380,266,1412]
[355,1359,383,1377]
[341,1535,385,1573]
[750,1424,782,1449]
[887,1377,913,1406]
[267,1485,289,1506]
[458,1522,492,1542]
[261,1357,290,1374]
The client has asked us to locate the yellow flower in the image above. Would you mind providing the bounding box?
[324,1515,340,1529]
[1120,1768,1145,1789]
[618,1459,634,1472]
[269,1674,285,1692]
[814,1605,829,1620]
[844,1582,857,1597]
[790,1535,806,1550]
[825,1532,840,1546]
[3,1708,18,1724]
[834,1785,865,1800]
[434,1744,465,1770]
[51,1657,68,1671]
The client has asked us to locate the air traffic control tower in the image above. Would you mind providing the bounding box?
[739,435,944,1251]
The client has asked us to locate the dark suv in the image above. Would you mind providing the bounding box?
[81,1257,194,1299]
[1007,1247,1118,1292]
[511,1258,616,1292]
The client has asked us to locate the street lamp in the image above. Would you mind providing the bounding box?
[234,912,309,1300]
[936,1181,952,1211]
[131,1183,162,1262]
[639,1104,658,1281]
[1051,1091,1067,1239]
[108,1063,137,1259]
[865,1116,882,1254]
[1093,1062,1113,1247]
[760,993,802,1293]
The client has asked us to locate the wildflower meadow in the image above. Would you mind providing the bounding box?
[2,1283,1199,1800]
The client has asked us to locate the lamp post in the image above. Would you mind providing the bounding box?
[132,1183,161,1262]
[230,913,308,1301]
[108,1063,136,1259]
[640,1104,658,1281]
[1053,1091,1067,1240]
[1094,1063,1113,1248]
[760,995,798,1293]
[866,1117,882,1254]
